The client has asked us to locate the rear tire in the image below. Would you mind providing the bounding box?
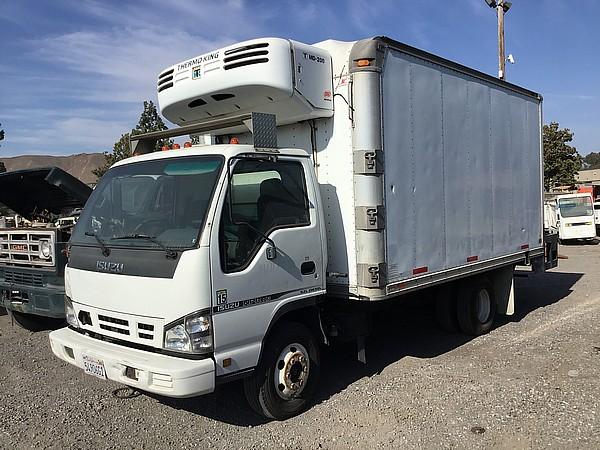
[9,311,64,332]
[456,279,496,336]
[243,322,320,420]
[434,286,458,332]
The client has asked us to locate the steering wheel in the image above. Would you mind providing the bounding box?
[132,218,166,235]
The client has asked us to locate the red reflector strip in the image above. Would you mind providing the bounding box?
[467,255,479,262]
[521,244,530,250]
[412,266,428,275]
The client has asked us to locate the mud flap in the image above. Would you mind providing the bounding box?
[491,265,515,316]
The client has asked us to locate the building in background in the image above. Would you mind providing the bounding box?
[576,168,600,200]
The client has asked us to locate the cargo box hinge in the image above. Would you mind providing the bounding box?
[353,150,383,174]
[355,205,385,230]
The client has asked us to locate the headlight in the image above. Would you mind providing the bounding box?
[39,240,52,258]
[164,310,213,354]
[65,296,78,328]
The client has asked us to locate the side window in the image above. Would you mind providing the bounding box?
[220,159,309,272]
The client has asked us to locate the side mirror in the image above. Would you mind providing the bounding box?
[266,245,277,260]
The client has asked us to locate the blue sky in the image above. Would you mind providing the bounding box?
[0,0,598,156]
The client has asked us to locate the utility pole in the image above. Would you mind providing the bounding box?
[497,2,505,80]
[485,0,511,80]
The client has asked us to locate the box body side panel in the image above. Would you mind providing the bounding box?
[382,49,542,285]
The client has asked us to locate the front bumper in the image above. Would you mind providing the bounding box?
[0,282,65,318]
[49,327,215,398]
[560,224,596,240]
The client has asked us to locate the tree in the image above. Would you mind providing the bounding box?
[0,123,5,146]
[93,101,171,179]
[543,122,581,191]
[581,151,600,170]
[92,133,132,179]
[0,160,9,216]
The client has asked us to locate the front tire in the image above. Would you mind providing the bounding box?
[456,279,496,336]
[243,322,320,420]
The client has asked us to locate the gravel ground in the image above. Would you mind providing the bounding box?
[1,242,599,449]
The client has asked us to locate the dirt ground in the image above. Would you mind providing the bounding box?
[0,242,599,449]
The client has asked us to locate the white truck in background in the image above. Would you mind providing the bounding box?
[49,36,557,419]
[554,193,596,242]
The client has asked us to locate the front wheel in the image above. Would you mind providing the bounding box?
[243,322,320,420]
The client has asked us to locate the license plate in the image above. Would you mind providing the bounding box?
[82,354,107,380]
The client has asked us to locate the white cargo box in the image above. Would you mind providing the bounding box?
[158,38,333,127]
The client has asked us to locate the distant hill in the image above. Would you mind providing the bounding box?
[0,153,105,184]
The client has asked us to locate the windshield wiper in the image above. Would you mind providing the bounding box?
[111,234,178,259]
[85,231,111,256]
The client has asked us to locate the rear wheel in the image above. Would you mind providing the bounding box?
[456,279,496,336]
[9,310,64,332]
[243,322,320,420]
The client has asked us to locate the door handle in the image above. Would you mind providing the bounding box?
[301,261,316,275]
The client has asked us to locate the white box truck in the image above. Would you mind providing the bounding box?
[49,37,557,419]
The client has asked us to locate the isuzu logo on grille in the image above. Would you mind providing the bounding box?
[96,261,124,274]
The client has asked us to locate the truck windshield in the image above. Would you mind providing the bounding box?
[71,156,223,249]
[558,197,593,218]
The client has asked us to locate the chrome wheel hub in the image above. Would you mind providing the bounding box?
[274,343,310,400]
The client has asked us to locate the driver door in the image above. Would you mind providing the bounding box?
[209,156,325,376]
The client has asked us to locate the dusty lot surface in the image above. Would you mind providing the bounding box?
[1,243,599,449]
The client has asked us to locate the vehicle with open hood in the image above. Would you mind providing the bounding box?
[0,167,92,330]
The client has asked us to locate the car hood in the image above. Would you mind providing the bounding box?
[0,167,92,220]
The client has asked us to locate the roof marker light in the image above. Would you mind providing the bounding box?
[172,143,181,149]
[184,142,192,148]
[356,59,372,67]
[229,137,239,144]
[161,145,170,151]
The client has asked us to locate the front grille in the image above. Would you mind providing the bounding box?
[3,270,44,287]
[0,230,56,267]
[96,313,156,341]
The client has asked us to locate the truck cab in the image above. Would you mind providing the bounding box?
[50,142,326,415]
